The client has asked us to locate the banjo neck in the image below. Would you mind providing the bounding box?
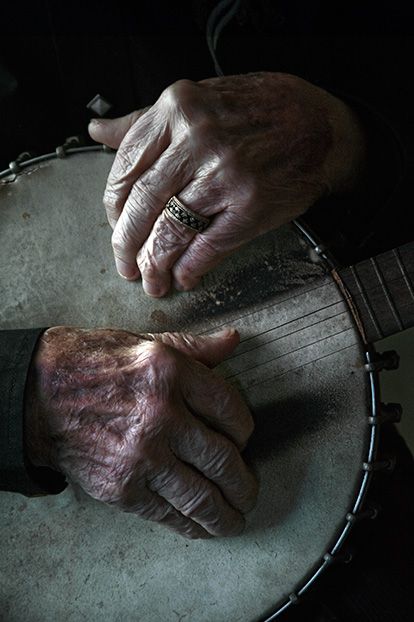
[336,241,414,343]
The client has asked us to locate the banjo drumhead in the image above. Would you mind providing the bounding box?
[0,150,373,621]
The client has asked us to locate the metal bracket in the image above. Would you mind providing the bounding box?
[364,350,400,372]
[323,550,353,565]
[363,457,396,472]
[8,151,33,175]
[368,402,402,426]
[56,136,82,158]
[346,505,380,524]
[288,593,299,605]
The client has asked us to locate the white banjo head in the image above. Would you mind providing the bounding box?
[0,150,375,621]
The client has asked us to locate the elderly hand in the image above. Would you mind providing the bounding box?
[89,72,365,296]
[24,326,257,539]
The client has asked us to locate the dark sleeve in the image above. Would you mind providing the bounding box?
[0,329,67,496]
[302,90,407,266]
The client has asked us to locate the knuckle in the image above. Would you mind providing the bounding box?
[163,79,196,108]
[174,237,220,283]
[173,333,198,351]
[137,219,188,275]
[147,462,176,491]
[111,227,131,256]
[206,442,238,477]
[178,481,212,517]
[129,178,160,210]
[140,340,179,378]
[103,186,119,211]
[137,248,158,276]
[123,183,164,230]
[195,235,221,258]
[111,145,136,175]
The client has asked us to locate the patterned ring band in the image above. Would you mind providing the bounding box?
[164,196,210,233]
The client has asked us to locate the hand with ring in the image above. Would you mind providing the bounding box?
[88,72,366,297]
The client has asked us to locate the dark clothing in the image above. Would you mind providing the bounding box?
[0,329,67,496]
[0,1,413,620]
[0,329,44,494]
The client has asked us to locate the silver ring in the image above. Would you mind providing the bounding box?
[164,196,210,233]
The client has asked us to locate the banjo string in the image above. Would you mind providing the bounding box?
[224,304,347,361]
[196,269,411,342]
[222,325,354,381]
[237,341,358,390]
[196,279,338,337]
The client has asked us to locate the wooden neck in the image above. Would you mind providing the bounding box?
[336,241,414,343]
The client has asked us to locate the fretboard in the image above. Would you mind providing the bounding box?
[336,241,414,343]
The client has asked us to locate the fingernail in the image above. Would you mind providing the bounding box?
[88,118,103,129]
[173,278,199,292]
[115,259,139,281]
[119,270,139,281]
[210,327,238,338]
[142,280,164,298]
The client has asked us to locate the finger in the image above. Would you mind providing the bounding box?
[111,142,194,280]
[146,455,245,537]
[149,327,240,367]
[171,415,258,514]
[88,109,150,149]
[172,210,251,291]
[135,175,220,295]
[136,208,197,297]
[119,483,210,539]
[103,106,170,232]
[182,356,254,450]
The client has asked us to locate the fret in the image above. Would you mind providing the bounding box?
[393,247,414,303]
[370,256,404,331]
[349,265,383,340]
[337,241,414,343]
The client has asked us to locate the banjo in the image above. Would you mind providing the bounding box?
[0,145,412,621]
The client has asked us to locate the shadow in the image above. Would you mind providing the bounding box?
[243,394,333,533]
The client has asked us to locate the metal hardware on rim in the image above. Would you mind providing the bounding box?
[346,506,379,523]
[363,457,396,472]
[323,551,353,565]
[364,350,400,372]
[56,136,82,159]
[368,403,403,426]
[288,593,299,605]
[0,145,107,181]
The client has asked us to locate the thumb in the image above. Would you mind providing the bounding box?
[150,327,240,368]
[88,108,149,149]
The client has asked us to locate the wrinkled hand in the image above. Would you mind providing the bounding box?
[25,326,257,538]
[89,71,365,296]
